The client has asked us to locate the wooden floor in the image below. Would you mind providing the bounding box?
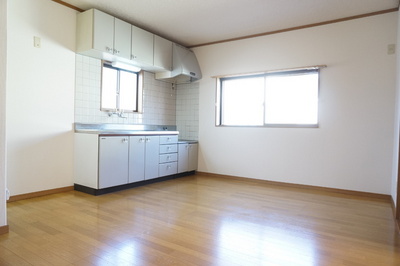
[1,174,400,265]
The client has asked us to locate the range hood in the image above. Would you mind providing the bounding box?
[155,43,202,84]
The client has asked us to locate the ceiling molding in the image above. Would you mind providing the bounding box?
[51,0,83,12]
[49,1,398,49]
[189,7,399,48]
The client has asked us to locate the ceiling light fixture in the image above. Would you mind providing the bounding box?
[111,61,141,72]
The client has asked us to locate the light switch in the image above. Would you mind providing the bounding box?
[388,44,395,55]
[34,36,41,48]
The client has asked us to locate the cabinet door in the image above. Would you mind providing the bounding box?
[114,18,131,60]
[159,162,178,177]
[93,9,114,54]
[159,144,178,154]
[131,26,154,66]
[159,153,178,163]
[154,35,172,71]
[144,136,160,180]
[188,144,198,171]
[98,137,129,189]
[178,144,189,173]
[129,136,146,183]
[74,133,99,189]
[159,135,178,144]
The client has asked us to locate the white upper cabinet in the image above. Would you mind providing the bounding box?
[114,18,132,60]
[154,35,172,71]
[131,25,154,67]
[76,9,131,61]
[77,8,177,73]
[91,9,114,55]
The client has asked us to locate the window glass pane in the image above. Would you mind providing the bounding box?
[101,67,118,110]
[221,77,264,126]
[119,70,138,111]
[264,72,318,125]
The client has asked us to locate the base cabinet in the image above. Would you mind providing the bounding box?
[75,133,190,193]
[98,136,129,188]
[178,144,189,173]
[159,135,178,177]
[178,143,198,173]
[129,136,160,182]
[188,143,198,171]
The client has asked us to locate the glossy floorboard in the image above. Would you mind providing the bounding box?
[1,174,400,265]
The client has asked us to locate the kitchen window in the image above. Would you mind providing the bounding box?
[216,68,321,127]
[101,63,142,113]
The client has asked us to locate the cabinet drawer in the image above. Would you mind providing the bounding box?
[159,153,178,163]
[159,144,177,154]
[159,162,177,177]
[159,135,178,144]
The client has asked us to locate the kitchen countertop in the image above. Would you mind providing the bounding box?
[78,130,179,135]
[74,123,179,135]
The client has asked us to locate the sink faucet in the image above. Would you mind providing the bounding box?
[108,110,127,119]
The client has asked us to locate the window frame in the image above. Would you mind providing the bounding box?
[216,68,321,128]
[100,62,143,113]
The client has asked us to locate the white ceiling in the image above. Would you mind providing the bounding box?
[59,0,399,47]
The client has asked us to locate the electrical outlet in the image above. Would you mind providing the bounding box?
[387,44,395,55]
[34,36,41,48]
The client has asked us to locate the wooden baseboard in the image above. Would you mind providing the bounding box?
[0,225,9,235]
[394,219,400,234]
[196,171,391,202]
[390,197,400,233]
[391,197,397,218]
[7,186,74,202]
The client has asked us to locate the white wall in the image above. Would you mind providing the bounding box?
[6,0,76,196]
[391,12,400,206]
[194,12,397,195]
[0,0,7,226]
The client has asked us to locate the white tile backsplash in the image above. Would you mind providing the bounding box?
[75,54,177,126]
[74,54,199,139]
[176,82,199,140]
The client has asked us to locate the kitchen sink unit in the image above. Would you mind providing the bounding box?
[74,123,197,195]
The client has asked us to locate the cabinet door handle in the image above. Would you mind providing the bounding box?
[146,138,150,142]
